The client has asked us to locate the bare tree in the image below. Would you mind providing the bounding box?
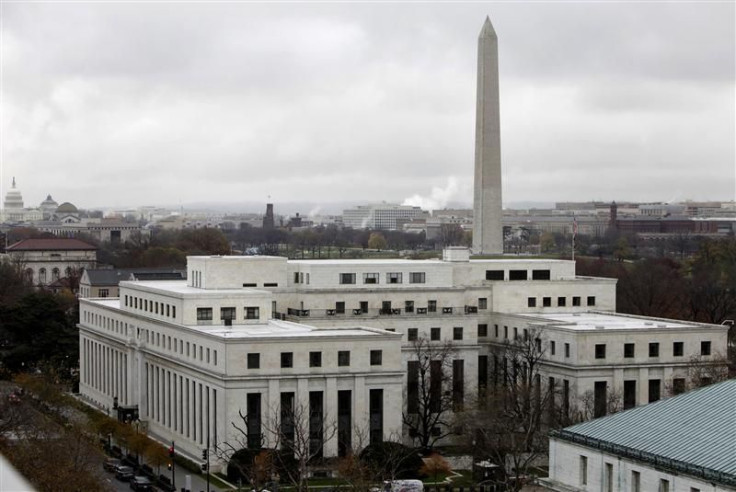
[263,398,338,492]
[402,337,458,451]
[461,328,555,492]
[222,398,338,492]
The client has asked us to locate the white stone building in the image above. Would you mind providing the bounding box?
[541,380,736,492]
[342,204,429,230]
[77,249,728,467]
[6,237,98,287]
[78,275,404,463]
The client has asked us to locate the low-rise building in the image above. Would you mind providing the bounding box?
[6,238,97,288]
[541,379,736,492]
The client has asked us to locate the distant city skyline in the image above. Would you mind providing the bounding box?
[1,2,734,209]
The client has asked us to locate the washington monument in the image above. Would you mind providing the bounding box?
[472,16,503,255]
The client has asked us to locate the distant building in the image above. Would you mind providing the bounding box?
[541,380,736,492]
[343,204,428,230]
[6,238,97,288]
[263,203,275,229]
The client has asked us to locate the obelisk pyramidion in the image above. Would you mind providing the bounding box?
[472,16,503,255]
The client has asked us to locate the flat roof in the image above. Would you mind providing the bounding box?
[119,280,269,296]
[83,298,394,340]
[518,312,709,331]
[290,258,571,266]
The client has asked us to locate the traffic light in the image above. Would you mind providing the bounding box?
[168,444,175,458]
[200,462,208,472]
[167,462,172,471]
[201,449,208,460]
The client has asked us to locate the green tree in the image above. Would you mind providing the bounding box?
[367,232,388,251]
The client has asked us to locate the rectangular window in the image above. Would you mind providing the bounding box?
[631,471,640,492]
[701,341,711,356]
[338,351,350,367]
[309,351,322,368]
[430,327,441,341]
[369,389,383,444]
[309,391,324,458]
[565,343,570,358]
[543,297,551,307]
[407,361,419,414]
[485,270,504,281]
[572,296,581,306]
[247,353,260,369]
[363,273,379,284]
[494,324,499,337]
[99,289,109,298]
[245,307,260,320]
[532,269,551,280]
[649,342,660,357]
[504,326,508,339]
[409,272,426,284]
[453,359,464,409]
[478,324,488,337]
[659,479,670,492]
[196,308,213,321]
[335,301,345,314]
[453,327,463,341]
[587,296,596,306]
[427,300,437,312]
[624,380,637,409]
[673,378,686,395]
[405,301,414,313]
[605,463,613,492]
[527,297,536,308]
[281,352,293,368]
[557,296,566,307]
[370,350,382,366]
[580,456,587,485]
[509,270,528,281]
[550,341,556,355]
[337,390,352,457]
[624,343,635,358]
[649,379,661,403]
[478,355,488,390]
[339,273,356,284]
[408,328,418,341]
[387,272,402,284]
[246,393,262,449]
[478,298,488,310]
[360,301,368,314]
[673,341,684,356]
[594,381,608,417]
[220,307,236,320]
[595,344,606,359]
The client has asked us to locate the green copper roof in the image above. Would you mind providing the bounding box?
[554,380,736,484]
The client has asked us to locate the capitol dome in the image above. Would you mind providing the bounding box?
[3,177,24,210]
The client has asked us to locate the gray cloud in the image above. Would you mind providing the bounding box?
[1,2,734,209]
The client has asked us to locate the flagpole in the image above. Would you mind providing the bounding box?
[572,214,576,262]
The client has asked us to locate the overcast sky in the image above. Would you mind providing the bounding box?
[1,1,734,211]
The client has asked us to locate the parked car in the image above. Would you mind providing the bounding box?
[115,465,135,481]
[129,476,153,491]
[103,458,121,472]
[383,480,424,492]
